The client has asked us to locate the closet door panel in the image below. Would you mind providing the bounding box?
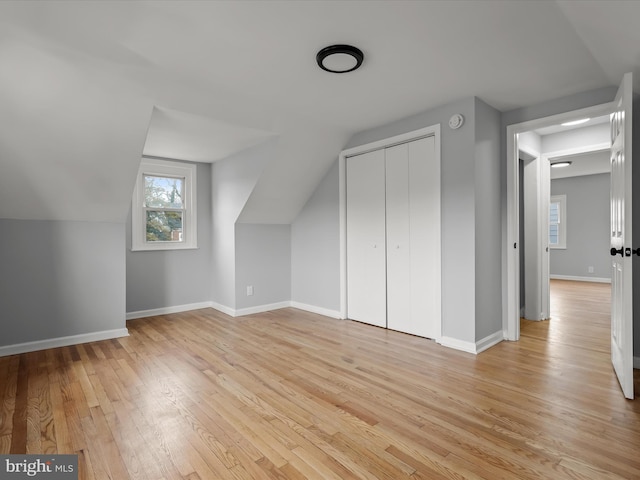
[408,136,441,338]
[346,149,387,327]
[385,143,411,332]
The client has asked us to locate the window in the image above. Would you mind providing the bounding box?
[132,158,197,251]
[549,194,566,249]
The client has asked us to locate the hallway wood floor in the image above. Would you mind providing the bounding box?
[1,280,639,479]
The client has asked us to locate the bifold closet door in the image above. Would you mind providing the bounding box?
[385,143,411,329]
[386,136,440,338]
[346,149,387,327]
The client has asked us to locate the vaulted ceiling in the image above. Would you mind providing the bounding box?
[1,1,638,223]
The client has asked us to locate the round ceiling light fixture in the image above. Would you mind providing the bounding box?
[551,161,572,168]
[316,44,364,73]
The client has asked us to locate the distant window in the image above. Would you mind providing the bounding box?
[131,158,197,251]
[549,194,566,249]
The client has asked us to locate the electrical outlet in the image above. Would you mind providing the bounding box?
[588,266,594,273]
[246,285,254,296]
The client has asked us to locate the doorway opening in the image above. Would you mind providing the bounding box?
[505,102,612,341]
[506,73,634,399]
[518,116,611,326]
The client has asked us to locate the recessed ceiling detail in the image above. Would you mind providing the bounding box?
[316,45,364,73]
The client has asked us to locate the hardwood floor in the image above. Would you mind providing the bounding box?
[1,280,639,479]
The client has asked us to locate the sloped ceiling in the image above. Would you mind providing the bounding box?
[1,1,639,223]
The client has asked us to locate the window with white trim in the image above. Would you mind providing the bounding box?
[549,194,566,249]
[132,158,197,251]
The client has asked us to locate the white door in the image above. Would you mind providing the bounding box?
[610,72,633,400]
[386,136,440,338]
[346,149,387,327]
[385,143,412,331]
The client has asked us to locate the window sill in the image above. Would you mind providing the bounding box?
[131,244,199,252]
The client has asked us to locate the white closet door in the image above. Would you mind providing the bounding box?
[408,136,440,339]
[385,143,411,331]
[386,136,440,338]
[346,149,387,327]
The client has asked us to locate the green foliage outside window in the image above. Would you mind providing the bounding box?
[146,211,183,242]
[144,175,185,242]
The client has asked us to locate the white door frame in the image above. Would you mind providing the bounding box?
[339,124,441,331]
[521,147,549,322]
[505,103,613,340]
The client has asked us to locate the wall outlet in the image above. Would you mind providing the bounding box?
[588,266,594,273]
[246,285,254,296]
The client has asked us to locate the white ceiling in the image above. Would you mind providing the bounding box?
[533,115,610,137]
[550,150,610,180]
[1,1,639,222]
[534,116,611,178]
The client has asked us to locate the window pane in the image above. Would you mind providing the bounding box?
[549,203,559,223]
[146,211,183,242]
[144,175,184,208]
[549,224,558,245]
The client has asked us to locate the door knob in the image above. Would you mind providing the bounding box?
[610,247,624,256]
[633,248,640,256]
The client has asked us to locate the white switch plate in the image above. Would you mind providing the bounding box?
[247,286,254,296]
[588,266,594,273]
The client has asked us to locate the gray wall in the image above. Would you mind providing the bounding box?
[474,98,503,340]
[235,224,291,310]
[0,219,126,347]
[291,161,341,312]
[210,140,273,310]
[127,139,295,315]
[126,162,212,313]
[550,174,610,280]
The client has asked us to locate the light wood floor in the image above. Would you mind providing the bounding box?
[1,280,639,479]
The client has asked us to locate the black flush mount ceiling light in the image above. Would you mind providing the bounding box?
[316,44,364,73]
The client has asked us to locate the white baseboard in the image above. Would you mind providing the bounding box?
[211,300,341,319]
[438,336,477,354]
[634,356,640,370]
[126,301,214,320]
[0,328,129,358]
[476,331,505,353]
[439,330,504,355]
[290,301,342,319]
[211,301,287,318]
[210,302,236,317]
[550,274,611,284]
[235,301,291,317]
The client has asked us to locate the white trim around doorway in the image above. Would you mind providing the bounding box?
[505,102,613,341]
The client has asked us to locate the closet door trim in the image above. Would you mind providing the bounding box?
[339,124,441,337]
